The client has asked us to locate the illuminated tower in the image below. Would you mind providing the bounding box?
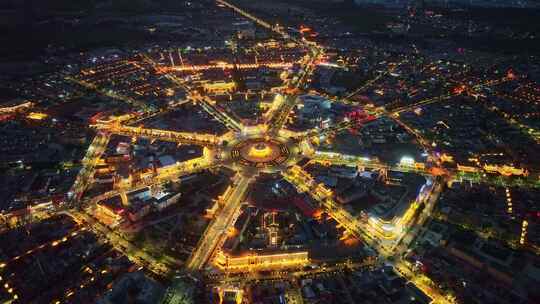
[263,211,281,247]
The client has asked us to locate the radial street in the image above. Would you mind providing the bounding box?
[186,174,253,270]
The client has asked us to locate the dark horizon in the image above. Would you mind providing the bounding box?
[0,1,539,303]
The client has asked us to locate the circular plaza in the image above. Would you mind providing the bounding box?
[230,137,290,169]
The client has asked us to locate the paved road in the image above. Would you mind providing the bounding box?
[68,133,110,204]
[97,124,219,147]
[186,175,253,270]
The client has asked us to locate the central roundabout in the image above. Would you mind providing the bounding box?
[230,137,291,170]
[242,140,282,163]
[220,125,303,173]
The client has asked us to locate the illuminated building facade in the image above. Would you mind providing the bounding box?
[202,81,237,94]
[214,251,309,272]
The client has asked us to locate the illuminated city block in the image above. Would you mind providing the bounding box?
[483,164,526,176]
[368,178,434,241]
[0,100,34,114]
[95,202,124,227]
[214,251,309,272]
[202,81,237,94]
[457,164,481,173]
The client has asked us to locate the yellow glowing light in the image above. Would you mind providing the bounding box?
[249,145,270,159]
[227,227,239,238]
[27,112,48,120]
